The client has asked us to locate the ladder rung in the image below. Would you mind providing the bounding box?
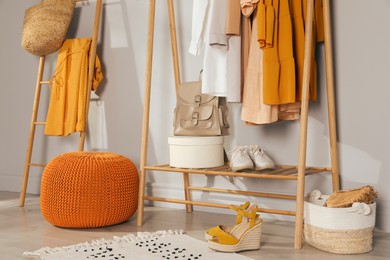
[34,122,46,125]
[29,163,47,167]
[40,81,50,85]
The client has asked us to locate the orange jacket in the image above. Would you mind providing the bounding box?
[258,0,296,105]
[257,0,324,105]
[45,38,103,136]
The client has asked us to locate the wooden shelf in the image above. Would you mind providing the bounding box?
[144,163,331,180]
[144,163,331,217]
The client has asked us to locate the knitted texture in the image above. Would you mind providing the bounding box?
[40,152,139,228]
[325,186,378,208]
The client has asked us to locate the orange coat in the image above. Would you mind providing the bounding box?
[258,0,296,105]
[257,0,323,104]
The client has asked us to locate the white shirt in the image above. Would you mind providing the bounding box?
[188,0,241,102]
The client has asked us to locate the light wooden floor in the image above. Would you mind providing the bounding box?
[1,191,389,259]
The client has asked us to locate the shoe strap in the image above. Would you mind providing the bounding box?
[208,225,239,245]
[228,201,250,225]
[240,205,259,227]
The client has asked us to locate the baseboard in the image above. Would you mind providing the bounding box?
[146,182,390,232]
[376,199,390,233]
[0,173,41,194]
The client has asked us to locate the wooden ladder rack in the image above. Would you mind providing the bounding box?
[19,0,103,207]
[137,0,340,249]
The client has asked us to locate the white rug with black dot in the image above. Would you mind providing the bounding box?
[23,230,253,260]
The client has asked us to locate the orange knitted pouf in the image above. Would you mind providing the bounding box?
[40,152,139,228]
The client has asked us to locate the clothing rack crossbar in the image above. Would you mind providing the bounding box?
[144,196,296,216]
[144,165,330,180]
[188,186,297,200]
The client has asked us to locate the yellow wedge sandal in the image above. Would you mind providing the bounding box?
[204,201,251,241]
[207,204,263,252]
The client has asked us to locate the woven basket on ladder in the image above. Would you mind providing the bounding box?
[21,0,76,56]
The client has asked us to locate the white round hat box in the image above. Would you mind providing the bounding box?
[168,136,224,168]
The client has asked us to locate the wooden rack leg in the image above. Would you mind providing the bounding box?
[183,173,193,213]
[19,56,46,207]
[167,0,181,92]
[167,0,193,213]
[323,0,340,192]
[78,0,103,151]
[137,0,156,227]
[295,0,315,249]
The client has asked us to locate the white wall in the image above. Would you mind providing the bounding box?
[1,0,389,232]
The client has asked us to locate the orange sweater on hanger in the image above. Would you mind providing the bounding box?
[44,38,103,136]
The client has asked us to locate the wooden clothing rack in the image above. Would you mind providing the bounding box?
[137,0,339,249]
[19,0,103,207]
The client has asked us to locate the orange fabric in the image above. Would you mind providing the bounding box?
[240,0,259,17]
[40,152,139,228]
[257,0,274,48]
[325,186,378,208]
[257,1,266,47]
[302,0,325,42]
[44,38,103,136]
[240,0,258,98]
[241,12,279,124]
[291,0,306,101]
[315,0,324,42]
[259,0,296,105]
[241,9,299,125]
[278,102,300,120]
[295,0,324,102]
[241,15,251,95]
[226,0,241,36]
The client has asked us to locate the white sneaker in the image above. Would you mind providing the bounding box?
[247,145,275,170]
[229,146,254,172]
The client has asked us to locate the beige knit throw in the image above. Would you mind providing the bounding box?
[325,185,378,208]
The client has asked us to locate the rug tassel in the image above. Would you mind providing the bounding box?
[23,229,185,257]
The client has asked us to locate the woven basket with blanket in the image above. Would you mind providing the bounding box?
[304,187,378,254]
